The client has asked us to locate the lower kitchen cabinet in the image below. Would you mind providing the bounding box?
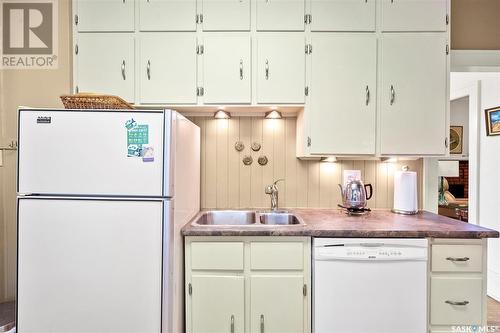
[191,275,245,333]
[250,275,305,333]
[429,239,488,332]
[185,237,311,333]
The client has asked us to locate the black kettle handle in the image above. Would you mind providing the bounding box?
[365,184,373,200]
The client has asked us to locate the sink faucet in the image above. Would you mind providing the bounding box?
[265,179,284,211]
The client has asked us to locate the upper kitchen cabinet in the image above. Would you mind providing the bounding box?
[257,34,305,104]
[310,0,375,32]
[75,0,134,32]
[256,0,305,31]
[379,34,448,155]
[309,34,377,155]
[139,34,197,104]
[75,34,135,102]
[201,0,251,31]
[202,35,251,104]
[380,0,448,32]
[139,0,197,31]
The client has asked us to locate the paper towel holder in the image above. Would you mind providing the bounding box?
[392,167,419,215]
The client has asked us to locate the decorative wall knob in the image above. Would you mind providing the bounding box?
[234,141,245,152]
[242,155,253,165]
[258,156,268,166]
[251,142,261,151]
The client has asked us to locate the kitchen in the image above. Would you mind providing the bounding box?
[1,0,500,333]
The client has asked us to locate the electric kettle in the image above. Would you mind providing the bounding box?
[338,179,373,209]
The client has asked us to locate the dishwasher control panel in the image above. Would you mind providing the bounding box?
[346,249,403,258]
[314,238,428,261]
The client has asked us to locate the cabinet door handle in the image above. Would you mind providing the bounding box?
[260,314,265,333]
[239,59,243,80]
[147,60,151,80]
[445,300,469,306]
[265,60,269,80]
[121,60,126,80]
[365,85,370,106]
[390,85,395,105]
[231,315,235,333]
[446,256,470,262]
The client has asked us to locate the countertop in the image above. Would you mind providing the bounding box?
[181,209,499,239]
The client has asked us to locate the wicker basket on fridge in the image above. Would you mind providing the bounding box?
[60,93,134,110]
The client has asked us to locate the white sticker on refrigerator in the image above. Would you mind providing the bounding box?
[126,118,154,162]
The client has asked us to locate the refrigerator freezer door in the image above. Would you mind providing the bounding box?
[17,197,170,333]
[18,109,173,197]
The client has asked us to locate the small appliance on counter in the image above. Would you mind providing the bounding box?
[338,174,373,215]
[393,167,419,215]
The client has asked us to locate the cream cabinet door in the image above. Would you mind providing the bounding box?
[250,275,305,333]
[203,35,251,104]
[190,275,245,333]
[431,276,483,325]
[310,0,375,31]
[379,34,448,155]
[139,34,197,104]
[381,0,448,32]
[202,0,251,31]
[76,0,134,32]
[256,0,305,31]
[257,35,305,104]
[309,34,376,155]
[139,0,197,31]
[76,34,135,103]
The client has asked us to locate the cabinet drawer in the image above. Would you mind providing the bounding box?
[251,242,303,270]
[191,242,244,270]
[432,245,482,272]
[431,277,483,325]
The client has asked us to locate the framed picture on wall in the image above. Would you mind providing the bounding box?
[485,106,500,136]
[449,126,463,154]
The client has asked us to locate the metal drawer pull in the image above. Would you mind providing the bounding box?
[239,59,243,80]
[445,300,469,306]
[147,60,151,80]
[390,85,395,105]
[446,257,470,262]
[265,60,269,80]
[260,314,265,333]
[365,85,370,106]
[231,315,235,333]
[121,60,126,80]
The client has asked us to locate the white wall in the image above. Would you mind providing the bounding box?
[449,73,500,300]
[478,78,500,300]
[450,97,469,158]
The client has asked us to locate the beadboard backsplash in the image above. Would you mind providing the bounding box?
[189,117,423,210]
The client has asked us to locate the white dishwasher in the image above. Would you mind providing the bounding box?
[313,238,428,333]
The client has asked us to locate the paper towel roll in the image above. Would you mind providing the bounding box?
[393,171,418,214]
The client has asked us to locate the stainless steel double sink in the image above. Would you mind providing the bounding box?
[192,210,304,226]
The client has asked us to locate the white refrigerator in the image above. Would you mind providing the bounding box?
[16,108,200,333]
